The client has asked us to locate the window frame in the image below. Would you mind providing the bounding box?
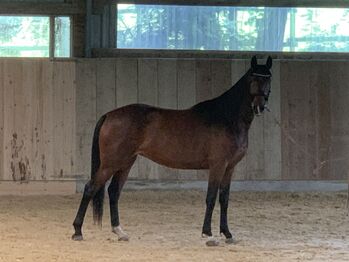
[115,4,349,54]
[88,0,349,59]
[51,15,73,58]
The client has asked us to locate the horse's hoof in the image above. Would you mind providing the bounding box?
[225,238,235,244]
[72,234,83,241]
[201,233,212,238]
[118,235,129,242]
[112,226,129,242]
[206,238,220,247]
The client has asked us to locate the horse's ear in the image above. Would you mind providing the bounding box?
[266,56,272,69]
[251,56,257,69]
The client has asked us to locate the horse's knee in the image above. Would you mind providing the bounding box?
[206,195,217,209]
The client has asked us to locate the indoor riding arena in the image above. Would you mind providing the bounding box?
[1,1,349,261]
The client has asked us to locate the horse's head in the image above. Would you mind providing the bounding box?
[248,56,272,116]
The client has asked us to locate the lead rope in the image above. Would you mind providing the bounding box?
[265,107,349,214]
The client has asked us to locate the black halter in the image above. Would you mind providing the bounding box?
[252,72,272,78]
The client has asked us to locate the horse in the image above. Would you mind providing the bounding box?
[72,55,273,245]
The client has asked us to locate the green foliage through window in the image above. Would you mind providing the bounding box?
[0,16,71,57]
[117,5,349,52]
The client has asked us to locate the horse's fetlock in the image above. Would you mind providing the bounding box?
[220,228,232,239]
[202,227,212,237]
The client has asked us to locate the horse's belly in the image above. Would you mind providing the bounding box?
[136,110,210,169]
[138,149,208,170]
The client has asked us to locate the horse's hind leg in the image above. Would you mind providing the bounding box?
[219,167,234,243]
[108,159,135,241]
[72,180,100,240]
[72,168,114,240]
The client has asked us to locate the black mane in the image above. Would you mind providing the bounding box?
[192,70,253,127]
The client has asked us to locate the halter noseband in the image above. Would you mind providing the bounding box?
[252,73,272,78]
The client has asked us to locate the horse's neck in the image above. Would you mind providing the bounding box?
[220,72,254,129]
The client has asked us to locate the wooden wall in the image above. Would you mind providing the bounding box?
[281,61,349,180]
[0,58,348,182]
[0,59,76,181]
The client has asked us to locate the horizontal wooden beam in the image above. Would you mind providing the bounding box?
[0,3,85,15]
[92,48,349,60]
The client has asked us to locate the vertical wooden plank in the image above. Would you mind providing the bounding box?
[178,59,196,109]
[42,61,54,180]
[157,59,178,180]
[96,58,116,117]
[280,60,290,180]
[7,60,28,181]
[301,61,317,180]
[75,59,97,179]
[62,62,76,178]
[52,61,65,179]
[263,60,282,180]
[195,59,211,180]
[138,59,158,106]
[314,62,331,179]
[137,58,158,180]
[116,58,138,178]
[211,59,232,97]
[280,61,316,180]
[35,61,46,181]
[307,62,319,179]
[231,60,248,180]
[281,61,293,180]
[22,60,41,181]
[0,60,3,180]
[158,59,178,109]
[196,59,211,104]
[177,59,198,180]
[3,60,16,180]
[329,62,349,180]
[116,58,138,106]
[34,61,45,181]
[14,60,27,181]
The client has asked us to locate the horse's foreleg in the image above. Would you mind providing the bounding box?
[219,168,234,243]
[108,162,134,241]
[202,164,227,239]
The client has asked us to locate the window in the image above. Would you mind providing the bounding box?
[117,4,349,52]
[0,16,71,57]
[54,16,71,57]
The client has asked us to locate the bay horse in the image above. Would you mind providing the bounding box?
[72,56,272,245]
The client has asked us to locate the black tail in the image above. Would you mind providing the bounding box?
[91,114,107,226]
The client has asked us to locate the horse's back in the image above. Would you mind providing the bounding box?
[100,103,194,145]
